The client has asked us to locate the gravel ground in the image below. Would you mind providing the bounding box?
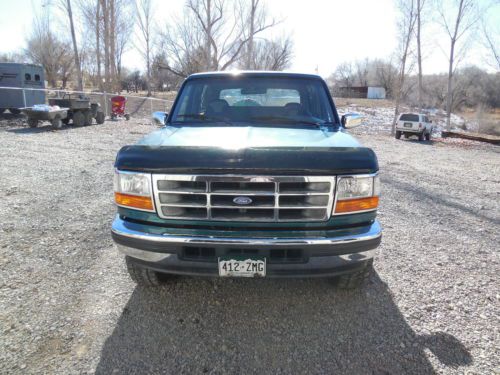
[0,115,498,374]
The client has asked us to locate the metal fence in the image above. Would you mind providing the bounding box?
[0,86,174,120]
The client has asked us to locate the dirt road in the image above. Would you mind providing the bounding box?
[0,117,498,374]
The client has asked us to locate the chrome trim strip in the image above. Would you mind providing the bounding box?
[333,208,378,216]
[116,243,377,263]
[338,249,376,261]
[116,244,173,262]
[111,216,381,246]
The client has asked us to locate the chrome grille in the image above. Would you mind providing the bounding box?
[152,175,336,222]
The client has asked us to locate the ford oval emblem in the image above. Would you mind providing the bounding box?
[233,196,253,205]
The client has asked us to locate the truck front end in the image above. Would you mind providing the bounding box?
[111,72,382,288]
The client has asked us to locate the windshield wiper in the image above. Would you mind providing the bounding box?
[172,113,233,126]
[249,116,335,128]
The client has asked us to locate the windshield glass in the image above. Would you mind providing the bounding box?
[170,76,337,126]
[400,114,419,122]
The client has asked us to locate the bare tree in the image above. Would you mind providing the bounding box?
[438,0,480,130]
[158,10,207,78]
[250,36,293,71]
[0,51,27,63]
[79,0,103,89]
[59,0,84,90]
[391,0,417,135]
[99,0,111,90]
[160,0,286,77]
[115,3,134,79]
[95,0,103,90]
[135,0,155,95]
[355,58,369,86]
[80,0,132,90]
[415,0,426,112]
[25,8,74,87]
[374,59,398,98]
[334,62,355,88]
[186,0,226,70]
[237,0,279,69]
[481,20,500,70]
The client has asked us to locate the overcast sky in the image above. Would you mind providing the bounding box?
[0,0,498,77]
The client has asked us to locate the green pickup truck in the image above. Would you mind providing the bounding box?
[111,71,381,289]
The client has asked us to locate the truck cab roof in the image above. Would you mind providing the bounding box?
[187,71,323,80]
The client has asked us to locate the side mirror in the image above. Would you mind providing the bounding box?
[152,111,168,125]
[341,113,366,129]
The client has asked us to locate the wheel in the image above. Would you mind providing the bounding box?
[84,111,93,126]
[125,114,130,121]
[335,259,373,289]
[51,117,63,129]
[395,130,401,139]
[73,111,85,126]
[425,130,431,141]
[418,131,425,141]
[95,111,105,124]
[125,257,168,287]
[27,118,38,128]
[9,108,21,115]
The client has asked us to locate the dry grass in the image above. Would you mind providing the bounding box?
[458,108,500,136]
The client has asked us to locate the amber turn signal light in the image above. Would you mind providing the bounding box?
[335,196,379,214]
[115,192,154,211]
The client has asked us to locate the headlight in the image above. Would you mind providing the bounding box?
[334,175,379,214]
[114,170,154,211]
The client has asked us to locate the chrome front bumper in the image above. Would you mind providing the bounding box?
[111,216,382,277]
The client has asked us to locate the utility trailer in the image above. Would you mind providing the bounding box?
[49,94,105,126]
[21,106,69,129]
[0,63,46,114]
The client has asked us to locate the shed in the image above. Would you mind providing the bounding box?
[0,63,46,112]
[335,86,386,99]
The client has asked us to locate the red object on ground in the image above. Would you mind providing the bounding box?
[111,95,126,115]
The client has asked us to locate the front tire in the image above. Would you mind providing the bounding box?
[51,117,63,129]
[73,111,85,126]
[335,259,373,289]
[95,111,105,124]
[418,131,425,141]
[84,111,93,126]
[395,130,402,139]
[27,118,38,128]
[125,257,169,287]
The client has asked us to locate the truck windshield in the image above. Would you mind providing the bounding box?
[170,76,337,127]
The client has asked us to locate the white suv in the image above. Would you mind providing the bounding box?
[395,113,433,141]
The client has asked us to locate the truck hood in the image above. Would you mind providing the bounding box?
[116,125,378,175]
[137,125,362,148]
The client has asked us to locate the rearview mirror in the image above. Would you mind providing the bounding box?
[152,111,168,125]
[341,113,366,129]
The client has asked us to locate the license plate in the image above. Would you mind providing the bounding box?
[404,123,413,128]
[218,256,266,277]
